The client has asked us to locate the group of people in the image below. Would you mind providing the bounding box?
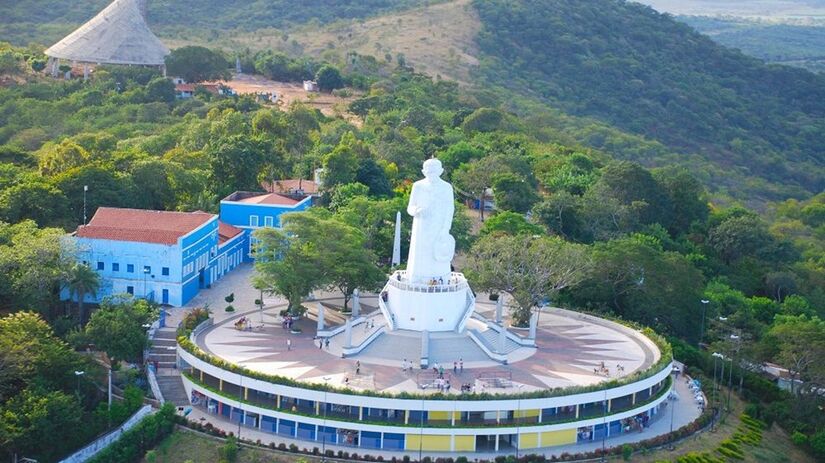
[234,316,255,331]
[281,315,295,330]
[593,361,625,377]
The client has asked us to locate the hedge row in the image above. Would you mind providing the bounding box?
[178,319,672,401]
[87,403,179,463]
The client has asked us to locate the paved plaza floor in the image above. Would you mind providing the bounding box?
[195,291,658,394]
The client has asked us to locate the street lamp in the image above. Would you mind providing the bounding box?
[668,369,676,450]
[711,352,724,431]
[74,370,85,397]
[699,300,710,347]
[321,377,330,462]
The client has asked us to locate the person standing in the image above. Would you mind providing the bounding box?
[356,360,361,375]
[459,358,464,373]
[286,339,292,351]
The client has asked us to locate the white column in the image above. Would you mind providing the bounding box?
[495,296,504,323]
[529,311,538,339]
[317,303,325,331]
[498,324,507,354]
[344,318,353,348]
[392,211,402,267]
[352,289,360,318]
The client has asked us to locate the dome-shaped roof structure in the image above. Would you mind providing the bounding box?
[45,0,169,66]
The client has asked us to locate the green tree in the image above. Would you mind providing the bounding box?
[38,140,91,176]
[253,215,328,315]
[145,76,176,103]
[85,297,155,363]
[0,221,76,315]
[65,263,100,327]
[0,312,81,403]
[165,46,230,83]
[480,211,543,236]
[531,193,587,241]
[465,234,590,326]
[569,235,706,340]
[207,135,268,198]
[766,315,825,394]
[0,180,70,227]
[315,65,344,92]
[322,133,361,191]
[0,388,84,462]
[653,166,708,235]
[491,172,539,213]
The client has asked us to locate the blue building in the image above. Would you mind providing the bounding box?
[64,190,312,307]
[65,207,244,307]
[219,191,312,257]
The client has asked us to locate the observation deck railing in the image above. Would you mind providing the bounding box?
[386,271,469,293]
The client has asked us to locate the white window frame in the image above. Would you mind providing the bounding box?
[264,216,274,228]
[250,215,259,227]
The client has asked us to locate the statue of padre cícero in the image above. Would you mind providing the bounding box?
[405,158,455,285]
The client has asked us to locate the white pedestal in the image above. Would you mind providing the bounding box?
[381,272,475,332]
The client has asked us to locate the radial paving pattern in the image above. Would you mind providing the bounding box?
[198,297,657,395]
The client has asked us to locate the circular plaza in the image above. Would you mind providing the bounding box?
[177,293,675,455]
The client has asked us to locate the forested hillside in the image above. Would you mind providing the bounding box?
[473,0,825,201]
[0,0,435,45]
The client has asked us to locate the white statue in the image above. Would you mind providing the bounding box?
[406,158,455,284]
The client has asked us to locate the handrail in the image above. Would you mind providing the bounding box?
[386,271,469,293]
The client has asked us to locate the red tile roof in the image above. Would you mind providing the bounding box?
[218,221,243,245]
[265,179,319,195]
[234,192,301,206]
[77,207,214,245]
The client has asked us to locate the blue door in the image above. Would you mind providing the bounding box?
[162,289,169,304]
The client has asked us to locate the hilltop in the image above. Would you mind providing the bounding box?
[2,0,825,204]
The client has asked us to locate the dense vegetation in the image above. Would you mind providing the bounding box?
[684,17,825,73]
[1,0,824,456]
[473,0,825,202]
[0,0,435,46]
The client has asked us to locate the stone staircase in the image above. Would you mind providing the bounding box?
[147,328,178,369]
[155,374,189,406]
[471,328,522,355]
[147,327,190,406]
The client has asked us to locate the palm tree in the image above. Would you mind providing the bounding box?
[67,263,100,326]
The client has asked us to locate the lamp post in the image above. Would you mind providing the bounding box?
[699,299,710,347]
[237,373,243,441]
[601,388,607,461]
[321,377,330,462]
[82,185,88,225]
[668,369,676,450]
[711,352,724,431]
[74,370,85,397]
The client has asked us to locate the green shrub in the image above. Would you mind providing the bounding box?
[219,435,238,462]
[622,444,633,460]
[225,305,235,312]
[87,403,177,463]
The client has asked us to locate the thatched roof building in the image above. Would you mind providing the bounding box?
[45,0,169,67]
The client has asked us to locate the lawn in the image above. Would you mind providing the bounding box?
[148,429,301,463]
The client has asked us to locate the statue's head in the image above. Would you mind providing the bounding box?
[422,158,444,179]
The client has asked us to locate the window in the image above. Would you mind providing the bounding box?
[112,263,119,271]
[162,267,169,276]
[97,261,104,270]
[126,286,134,295]
[143,265,151,274]
[127,264,134,273]
[250,215,259,227]
[264,216,274,227]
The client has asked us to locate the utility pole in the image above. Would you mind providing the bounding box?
[83,185,88,225]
